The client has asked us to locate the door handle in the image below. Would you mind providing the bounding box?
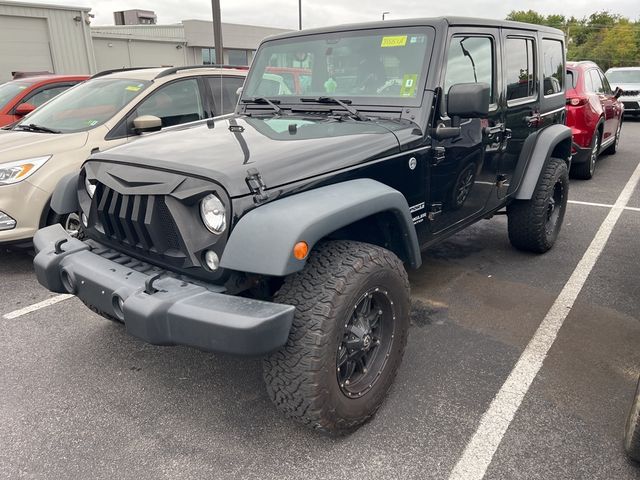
[525,113,541,127]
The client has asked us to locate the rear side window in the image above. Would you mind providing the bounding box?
[566,70,577,89]
[505,37,536,102]
[541,39,564,96]
[588,70,604,94]
[444,36,494,102]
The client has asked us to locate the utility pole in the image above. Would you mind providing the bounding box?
[298,0,302,30]
[211,0,224,64]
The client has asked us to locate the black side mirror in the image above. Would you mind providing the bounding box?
[614,86,623,99]
[434,82,491,140]
[447,82,491,122]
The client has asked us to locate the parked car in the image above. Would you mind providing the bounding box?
[265,66,311,94]
[0,74,89,127]
[34,18,571,434]
[566,61,624,179]
[0,65,247,246]
[605,67,640,117]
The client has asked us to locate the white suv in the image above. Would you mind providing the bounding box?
[606,67,640,116]
[0,66,247,246]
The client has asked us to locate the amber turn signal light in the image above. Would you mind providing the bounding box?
[293,241,309,260]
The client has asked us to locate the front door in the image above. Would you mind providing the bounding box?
[429,28,503,235]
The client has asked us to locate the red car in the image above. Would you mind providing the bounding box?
[0,74,89,127]
[566,61,624,179]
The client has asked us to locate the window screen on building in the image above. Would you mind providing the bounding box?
[505,38,535,101]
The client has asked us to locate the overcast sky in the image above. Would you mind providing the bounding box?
[20,0,640,28]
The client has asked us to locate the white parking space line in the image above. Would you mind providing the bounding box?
[2,294,74,320]
[448,161,640,480]
[569,199,640,212]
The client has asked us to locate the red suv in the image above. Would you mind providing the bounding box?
[565,62,624,179]
[0,74,89,127]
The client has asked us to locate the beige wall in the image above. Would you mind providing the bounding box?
[93,37,188,71]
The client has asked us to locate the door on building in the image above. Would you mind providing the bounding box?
[0,16,54,83]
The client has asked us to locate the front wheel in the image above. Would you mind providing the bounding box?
[263,240,410,435]
[507,157,569,253]
[625,375,640,462]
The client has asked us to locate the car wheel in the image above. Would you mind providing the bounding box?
[625,375,640,462]
[263,240,410,435]
[571,128,600,180]
[604,120,622,155]
[507,157,569,253]
[47,210,84,239]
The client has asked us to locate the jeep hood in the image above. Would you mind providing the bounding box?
[90,115,416,197]
[0,129,88,164]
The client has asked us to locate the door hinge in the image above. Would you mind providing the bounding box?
[245,168,269,204]
[432,146,446,165]
[428,203,443,221]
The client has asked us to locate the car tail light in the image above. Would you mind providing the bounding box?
[566,96,588,106]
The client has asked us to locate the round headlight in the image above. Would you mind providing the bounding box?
[200,194,226,234]
[85,176,96,198]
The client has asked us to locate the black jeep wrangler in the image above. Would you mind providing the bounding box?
[33,17,571,435]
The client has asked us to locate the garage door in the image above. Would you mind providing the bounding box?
[0,16,54,83]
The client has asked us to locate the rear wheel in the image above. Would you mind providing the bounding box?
[625,375,640,462]
[572,128,600,180]
[263,240,410,435]
[507,157,569,253]
[604,120,622,155]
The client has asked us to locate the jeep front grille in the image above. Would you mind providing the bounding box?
[94,184,183,255]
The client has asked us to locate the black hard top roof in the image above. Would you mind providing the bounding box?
[265,16,564,42]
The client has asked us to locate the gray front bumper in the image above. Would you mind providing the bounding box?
[33,225,295,355]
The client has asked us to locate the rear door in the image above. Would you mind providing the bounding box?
[499,31,539,199]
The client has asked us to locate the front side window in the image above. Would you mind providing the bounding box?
[0,81,31,110]
[505,37,536,102]
[136,78,204,128]
[207,76,245,115]
[15,78,150,133]
[444,36,494,101]
[243,27,433,106]
[599,71,613,94]
[541,39,564,96]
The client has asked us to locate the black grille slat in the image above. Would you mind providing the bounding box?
[92,182,185,258]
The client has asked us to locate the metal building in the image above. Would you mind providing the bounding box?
[0,1,96,83]
[91,21,290,71]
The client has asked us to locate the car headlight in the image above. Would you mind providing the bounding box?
[0,156,51,185]
[84,175,96,198]
[200,193,226,234]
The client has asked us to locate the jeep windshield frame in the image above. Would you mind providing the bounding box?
[241,26,436,109]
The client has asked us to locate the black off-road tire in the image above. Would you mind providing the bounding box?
[263,240,410,435]
[571,127,600,180]
[507,157,569,253]
[625,376,640,462]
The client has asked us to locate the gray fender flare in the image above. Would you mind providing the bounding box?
[219,179,422,276]
[512,124,572,200]
[50,172,80,215]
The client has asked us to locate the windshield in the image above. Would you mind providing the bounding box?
[15,78,150,133]
[243,27,433,106]
[606,70,640,84]
[0,82,31,110]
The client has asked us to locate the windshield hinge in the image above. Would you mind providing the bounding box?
[246,168,269,204]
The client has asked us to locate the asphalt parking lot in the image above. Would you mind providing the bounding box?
[1,121,639,480]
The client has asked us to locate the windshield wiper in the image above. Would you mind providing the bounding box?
[15,123,61,134]
[241,97,282,114]
[300,97,368,121]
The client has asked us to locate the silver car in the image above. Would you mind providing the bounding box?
[606,67,640,116]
